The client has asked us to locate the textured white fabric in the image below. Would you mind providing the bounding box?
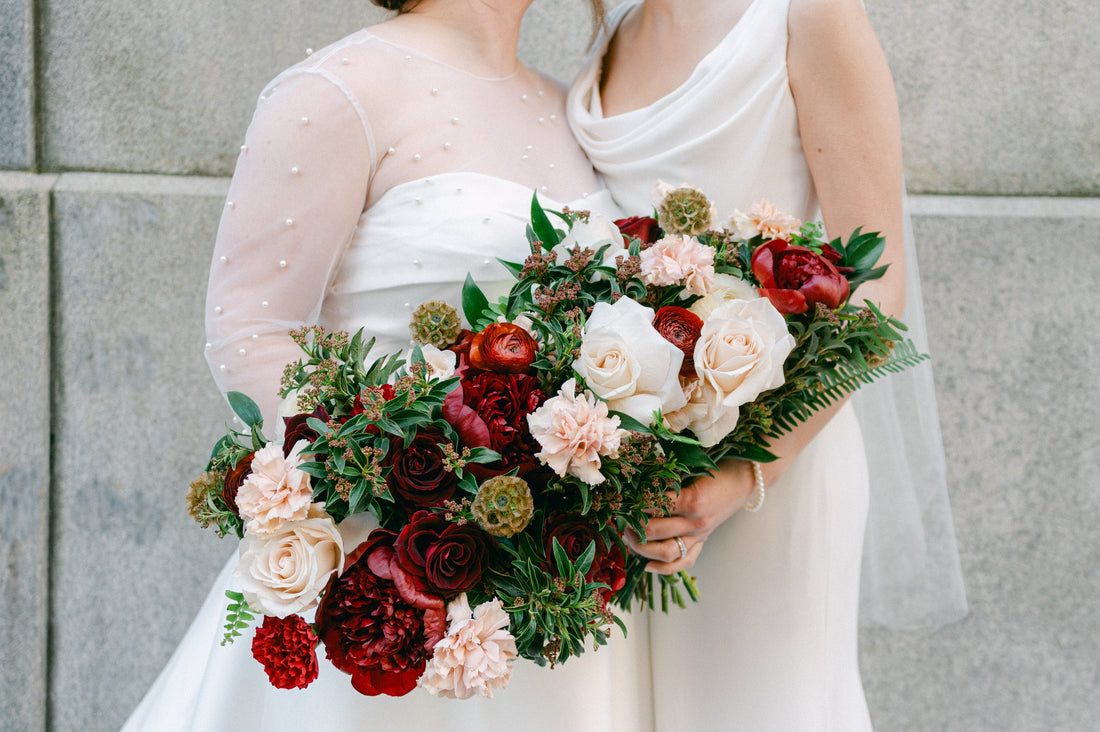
[126,28,655,732]
[569,0,965,631]
[568,0,962,727]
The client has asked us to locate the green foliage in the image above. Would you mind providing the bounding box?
[221,590,257,646]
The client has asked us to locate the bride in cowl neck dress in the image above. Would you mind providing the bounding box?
[122,1,659,730]
[569,0,967,729]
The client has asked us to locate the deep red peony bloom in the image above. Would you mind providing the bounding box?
[544,512,627,600]
[384,426,459,510]
[751,239,851,315]
[250,614,320,690]
[221,450,254,516]
[443,367,547,477]
[468,322,538,374]
[653,306,705,378]
[614,216,661,246]
[315,530,446,697]
[395,510,494,594]
[281,405,330,457]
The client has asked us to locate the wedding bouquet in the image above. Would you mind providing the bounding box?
[186,181,925,699]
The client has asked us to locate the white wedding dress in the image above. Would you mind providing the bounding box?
[569,1,876,729]
[123,29,654,732]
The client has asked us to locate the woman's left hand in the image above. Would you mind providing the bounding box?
[625,459,756,575]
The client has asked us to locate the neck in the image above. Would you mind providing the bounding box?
[397,0,533,77]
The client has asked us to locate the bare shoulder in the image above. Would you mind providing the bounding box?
[788,0,873,43]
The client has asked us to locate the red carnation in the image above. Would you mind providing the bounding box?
[385,426,458,510]
[751,239,850,315]
[468,322,538,374]
[250,614,320,690]
[316,530,446,697]
[614,216,661,246]
[395,511,493,595]
[653,306,704,378]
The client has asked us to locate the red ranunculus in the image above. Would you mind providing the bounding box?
[222,450,254,516]
[614,216,661,246]
[395,510,493,594]
[385,426,458,510]
[281,405,330,457]
[250,614,320,689]
[653,306,704,378]
[751,239,850,315]
[316,530,446,697]
[468,323,538,374]
[443,367,547,477]
[544,512,627,600]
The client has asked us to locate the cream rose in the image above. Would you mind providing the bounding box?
[687,298,795,446]
[235,440,313,535]
[234,503,344,617]
[572,297,687,425]
[689,272,762,320]
[418,343,457,380]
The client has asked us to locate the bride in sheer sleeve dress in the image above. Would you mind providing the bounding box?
[122,1,657,730]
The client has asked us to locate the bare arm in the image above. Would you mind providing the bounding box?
[632,0,906,572]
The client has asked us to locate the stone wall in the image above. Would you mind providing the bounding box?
[2,1,1096,730]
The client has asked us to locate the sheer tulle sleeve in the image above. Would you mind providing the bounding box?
[204,69,373,426]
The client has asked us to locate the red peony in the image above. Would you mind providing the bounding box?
[468,322,538,374]
[751,239,850,315]
[443,367,547,477]
[395,510,493,594]
[653,306,704,378]
[544,512,627,600]
[384,426,458,510]
[281,405,329,457]
[614,216,661,246]
[250,614,320,690]
[315,530,446,697]
[221,450,254,516]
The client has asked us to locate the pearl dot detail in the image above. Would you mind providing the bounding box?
[413,154,421,162]
[301,117,309,125]
[443,142,452,151]
[341,58,350,65]
[240,145,248,152]
[285,218,294,227]
[251,334,259,340]
[306,48,313,55]
[431,88,439,96]
[214,306,222,314]
[279,260,287,268]
[290,167,299,175]
[226,201,235,209]
[744,461,767,513]
[451,117,459,125]
[261,301,269,308]
[387,147,396,156]
[219,255,228,264]
[239,349,247,356]
[219,364,227,371]
[205,342,212,350]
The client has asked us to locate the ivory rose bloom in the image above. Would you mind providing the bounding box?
[234,503,344,617]
[418,344,456,381]
[236,440,313,534]
[552,213,629,275]
[682,298,795,446]
[639,234,716,296]
[526,379,629,485]
[420,594,518,699]
[728,199,802,242]
[689,272,762,320]
[572,297,687,425]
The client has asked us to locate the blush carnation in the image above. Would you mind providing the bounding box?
[236,440,313,535]
[250,614,320,690]
[728,199,802,242]
[639,234,715,296]
[526,379,629,486]
[419,594,518,699]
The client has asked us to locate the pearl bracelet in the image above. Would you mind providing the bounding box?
[744,460,766,513]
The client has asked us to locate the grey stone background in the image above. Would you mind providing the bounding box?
[1,0,1096,730]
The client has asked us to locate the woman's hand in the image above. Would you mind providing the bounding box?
[625,459,756,574]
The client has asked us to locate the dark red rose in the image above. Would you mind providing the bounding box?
[544,512,627,600]
[385,426,458,510]
[316,529,445,697]
[443,367,547,477]
[446,329,476,365]
[751,239,851,315]
[351,384,397,436]
[395,510,493,594]
[221,450,254,516]
[281,405,330,457]
[250,614,320,690]
[653,306,704,378]
[614,216,661,246]
[468,323,538,374]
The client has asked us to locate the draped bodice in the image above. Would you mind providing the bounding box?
[568,0,816,221]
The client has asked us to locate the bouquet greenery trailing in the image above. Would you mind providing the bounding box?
[186,182,925,699]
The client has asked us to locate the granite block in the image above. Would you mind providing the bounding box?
[0,173,54,732]
[0,1,34,169]
[49,174,235,731]
[859,196,1100,731]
